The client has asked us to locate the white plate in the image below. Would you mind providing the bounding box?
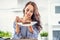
[17,22,37,26]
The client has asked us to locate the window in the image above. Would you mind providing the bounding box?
[55,6,60,13]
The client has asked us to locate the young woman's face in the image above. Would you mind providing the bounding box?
[24,4,34,18]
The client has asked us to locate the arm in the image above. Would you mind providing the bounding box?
[15,16,21,34]
[13,21,21,34]
[13,21,22,39]
[15,23,20,34]
[13,16,23,39]
[27,26,39,38]
[13,16,23,34]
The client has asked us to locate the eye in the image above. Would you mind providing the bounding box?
[30,11,33,13]
[26,9,29,12]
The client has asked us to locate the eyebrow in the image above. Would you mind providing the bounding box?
[26,7,34,11]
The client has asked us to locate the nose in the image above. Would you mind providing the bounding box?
[27,11,30,14]
[27,11,30,16]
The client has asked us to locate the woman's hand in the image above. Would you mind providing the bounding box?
[28,26,34,33]
[15,16,22,23]
[15,16,26,23]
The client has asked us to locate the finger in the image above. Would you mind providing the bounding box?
[16,16,20,22]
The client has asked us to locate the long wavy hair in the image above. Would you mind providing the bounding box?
[23,1,42,32]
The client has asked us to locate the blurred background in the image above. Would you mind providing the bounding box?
[0,0,48,33]
[0,0,49,40]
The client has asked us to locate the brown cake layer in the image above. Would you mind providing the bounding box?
[22,22,31,24]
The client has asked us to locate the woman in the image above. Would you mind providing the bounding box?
[13,1,42,39]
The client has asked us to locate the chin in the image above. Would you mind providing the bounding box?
[28,16,31,18]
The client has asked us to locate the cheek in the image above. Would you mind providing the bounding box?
[28,13,32,16]
[30,13,33,16]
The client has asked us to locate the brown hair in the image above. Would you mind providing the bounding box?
[23,1,42,32]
